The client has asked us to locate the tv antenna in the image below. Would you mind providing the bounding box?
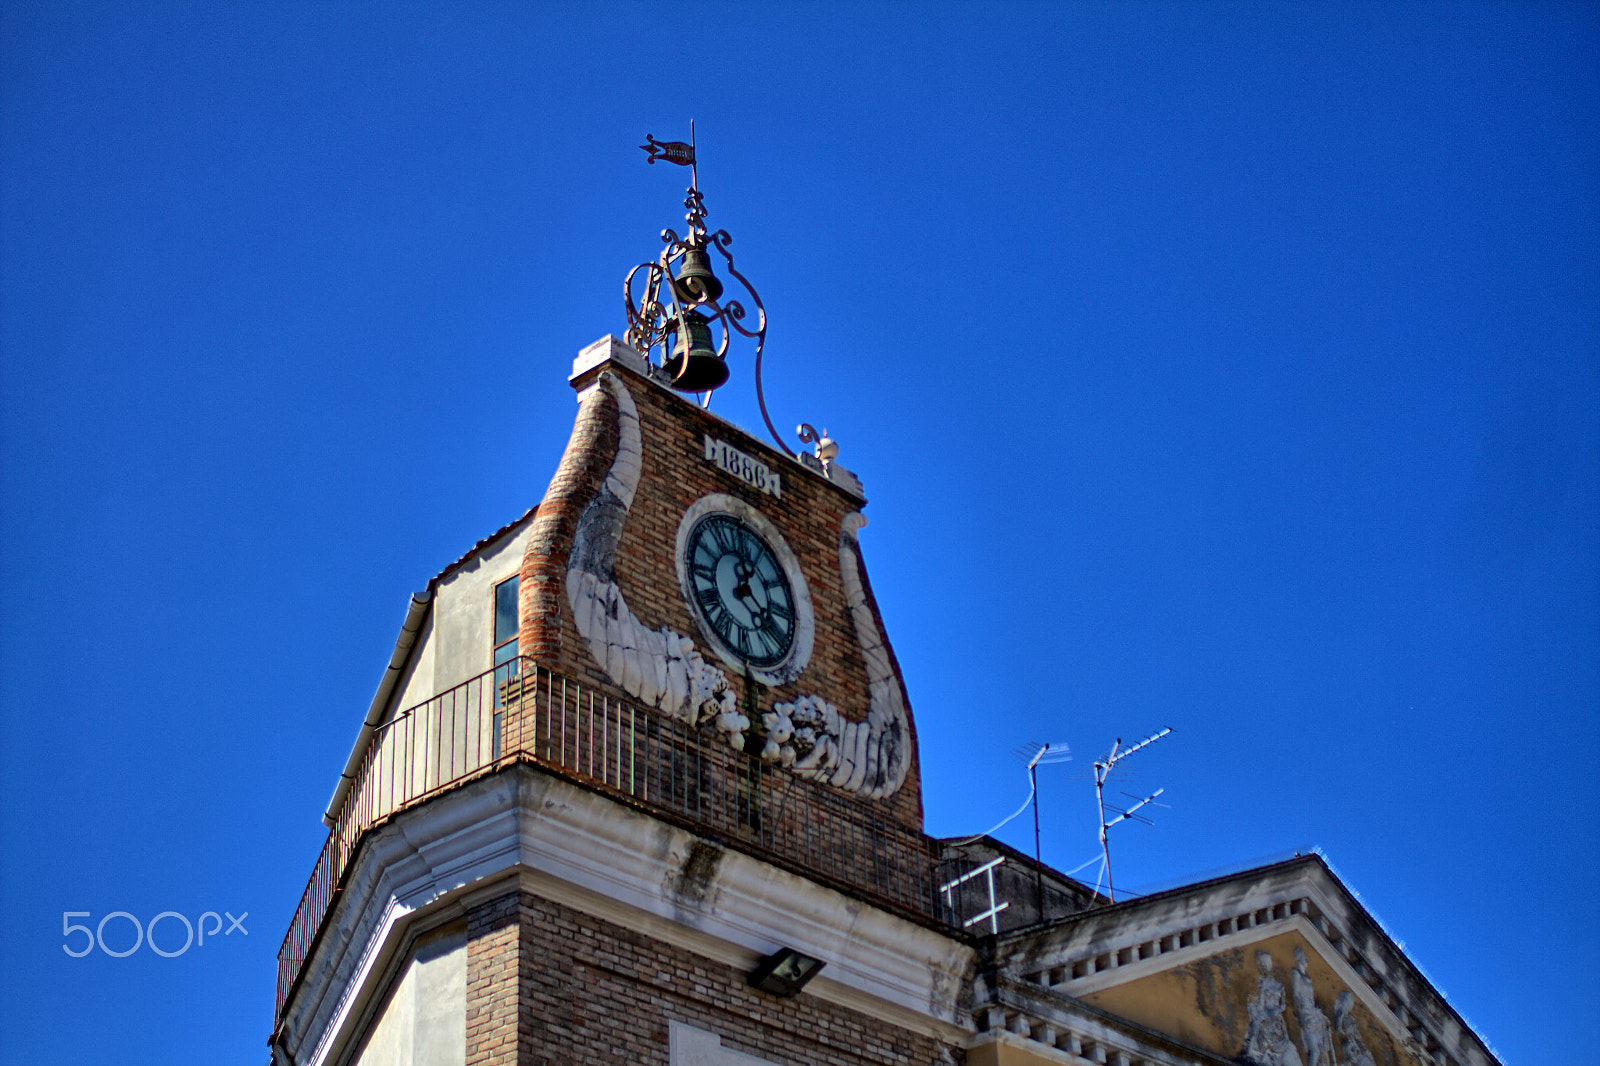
[1092,727,1172,903]
[946,740,1069,922]
[1014,741,1072,919]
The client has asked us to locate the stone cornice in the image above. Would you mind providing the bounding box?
[273,764,974,1066]
[973,972,1237,1066]
[982,856,1498,1066]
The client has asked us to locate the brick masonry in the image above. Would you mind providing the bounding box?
[466,892,525,1066]
[518,356,924,829]
[464,887,964,1066]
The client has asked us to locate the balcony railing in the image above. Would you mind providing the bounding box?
[275,659,948,1026]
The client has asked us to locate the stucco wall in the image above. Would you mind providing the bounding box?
[350,923,466,1066]
[388,520,532,718]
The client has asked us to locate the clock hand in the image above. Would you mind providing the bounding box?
[731,558,756,603]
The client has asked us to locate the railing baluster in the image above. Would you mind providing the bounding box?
[277,657,943,1030]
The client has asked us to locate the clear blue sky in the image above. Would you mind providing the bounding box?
[2,3,1594,1063]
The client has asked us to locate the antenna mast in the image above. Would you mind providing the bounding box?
[1093,727,1172,903]
[1014,741,1071,920]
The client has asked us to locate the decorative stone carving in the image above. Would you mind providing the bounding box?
[764,695,834,771]
[1333,991,1378,1066]
[833,513,911,799]
[1243,951,1304,1066]
[759,520,912,797]
[566,373,742,744]
[564,370,909,797]
[1293,946,1335,1066]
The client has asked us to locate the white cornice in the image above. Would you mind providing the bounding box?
[984,860,1497,1066]
[274,765,974,1066]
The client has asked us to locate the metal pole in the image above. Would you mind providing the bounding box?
[1096,758,1115,903]
[1031,761,1045,921]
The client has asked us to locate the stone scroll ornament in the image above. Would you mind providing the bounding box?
[565,372,910,799]
[757,516,910,799]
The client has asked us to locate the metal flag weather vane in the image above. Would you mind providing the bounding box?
[639,133,696,168]
[625,124,795,458]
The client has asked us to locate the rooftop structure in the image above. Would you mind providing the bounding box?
[270,148,1500,1066]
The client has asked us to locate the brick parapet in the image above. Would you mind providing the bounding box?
[518,352,924,829]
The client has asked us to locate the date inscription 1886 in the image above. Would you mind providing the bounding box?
[703,435,781,499]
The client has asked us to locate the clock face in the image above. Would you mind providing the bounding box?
[684,513,796,667]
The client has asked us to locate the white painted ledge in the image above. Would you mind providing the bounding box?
[274,765,974,1066]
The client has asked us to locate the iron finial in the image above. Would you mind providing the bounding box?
[624,127,788,453]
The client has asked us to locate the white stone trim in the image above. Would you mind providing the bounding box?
[990,865,1495,1066]
[570,335,649,382]
[969,999,1226,1066]
[1025,898,1313,997]
[273,766,974,1066]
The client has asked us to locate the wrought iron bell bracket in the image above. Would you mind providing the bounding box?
[621,141,793,455]
[622,213,766,403]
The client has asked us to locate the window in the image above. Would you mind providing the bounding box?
[493,576,520,710]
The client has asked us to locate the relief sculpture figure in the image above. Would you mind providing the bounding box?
[1333,991,1377,1066]
[1291,947,1335,1066]
[1242,951,1305,1066]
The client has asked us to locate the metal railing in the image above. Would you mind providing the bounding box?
[275,659,946,1026]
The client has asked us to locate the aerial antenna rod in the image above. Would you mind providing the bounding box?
[1015,741,1071,921]
[1104,788,1165,831]
[947,740,1069,848]
[1093,727,1172,903]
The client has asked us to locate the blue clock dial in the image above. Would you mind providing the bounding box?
[684,514,795,668]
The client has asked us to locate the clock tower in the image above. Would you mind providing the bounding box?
[271,147,968,1066]
[270,143,1504,1066]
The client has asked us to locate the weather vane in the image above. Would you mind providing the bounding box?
[626,124,795,457]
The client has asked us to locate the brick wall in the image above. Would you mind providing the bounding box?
[519,371,622,667]
[464,887,963,1066]
[518,357,924,830]
[467,892,526,1066]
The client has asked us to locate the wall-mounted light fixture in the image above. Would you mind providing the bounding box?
[746,947,825,997]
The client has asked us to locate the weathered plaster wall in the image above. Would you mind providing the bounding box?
[386,612,436,723]
[431,525,528,696]
[350,923,466,1066]
[387,520,532,718]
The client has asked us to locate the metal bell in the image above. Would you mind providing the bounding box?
[663,311,729,392]
[671,245,724,304]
